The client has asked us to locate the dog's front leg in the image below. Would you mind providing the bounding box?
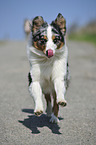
[54,78,67,107]
[30,81,44,116]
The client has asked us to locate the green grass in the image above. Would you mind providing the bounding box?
[68,33,96,46]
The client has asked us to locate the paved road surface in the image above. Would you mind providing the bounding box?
[0,41,96,145]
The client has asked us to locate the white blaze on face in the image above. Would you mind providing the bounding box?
[46,25,57,54]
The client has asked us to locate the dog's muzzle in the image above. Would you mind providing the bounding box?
[46,49,53,58]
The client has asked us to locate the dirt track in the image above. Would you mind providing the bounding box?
[0,41,96,145]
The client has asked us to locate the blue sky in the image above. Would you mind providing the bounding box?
[0,0,96,40]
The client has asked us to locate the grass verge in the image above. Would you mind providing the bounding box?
[68,33,96,46]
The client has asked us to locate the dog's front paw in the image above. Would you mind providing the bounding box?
[50,113,60,124]
[34,106,43,116]
[58,101,67,107]
[57,98,67,107]
[34,100,43,116]
[34,110,43,116]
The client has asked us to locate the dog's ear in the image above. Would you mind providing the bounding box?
[24,19,32,32]
[32,16,44,34]
[55,13,66,35]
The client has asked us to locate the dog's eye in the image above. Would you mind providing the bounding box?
[53,36,61,44]
[39,35,47,45]
[38,39,47,45]
[40,39,47,44]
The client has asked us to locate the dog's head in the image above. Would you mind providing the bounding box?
[31,13,66,58]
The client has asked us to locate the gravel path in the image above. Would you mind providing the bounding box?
[0,41,96,145]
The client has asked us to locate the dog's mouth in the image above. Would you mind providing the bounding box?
[46,49,53,58]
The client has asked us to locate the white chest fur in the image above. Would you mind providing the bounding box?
[27,44,68,94]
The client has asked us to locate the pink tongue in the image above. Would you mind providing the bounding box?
[47,49,53,58]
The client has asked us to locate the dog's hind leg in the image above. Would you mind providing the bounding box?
[45,94,52,117]
[50,92,60,123]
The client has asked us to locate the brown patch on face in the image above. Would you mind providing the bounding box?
[52,35,55,40]
[33,34,48,53]
[33,39,47,52]
[43,48,46,54]
[43,35,47,40]
[33,41,36,48]
[57,41,64,49]
[52,35,64,49]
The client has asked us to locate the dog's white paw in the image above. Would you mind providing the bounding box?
[34,110,43,116]
[57,98,67,107]
[50,113,60,123]
[34,104,43,116]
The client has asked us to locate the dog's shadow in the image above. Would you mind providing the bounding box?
[18,109,63,134]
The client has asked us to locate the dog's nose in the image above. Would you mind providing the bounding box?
[46,49,53,58]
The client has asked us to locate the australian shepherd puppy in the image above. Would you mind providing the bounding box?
[27,13,70,123]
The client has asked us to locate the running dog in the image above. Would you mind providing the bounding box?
[27,13,70,123]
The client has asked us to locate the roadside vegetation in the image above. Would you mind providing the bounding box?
[68,20,96,46]
[0,40,7,46]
